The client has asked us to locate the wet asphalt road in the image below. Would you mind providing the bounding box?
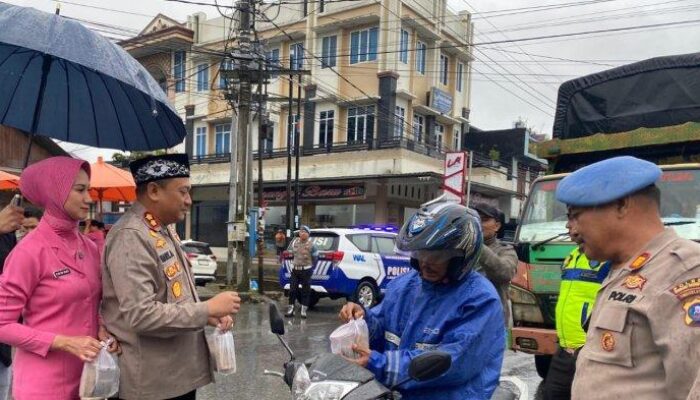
[197,298,543,400]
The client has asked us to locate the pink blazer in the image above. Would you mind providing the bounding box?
[0,220,101,400]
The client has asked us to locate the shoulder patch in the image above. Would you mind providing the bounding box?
[629,252,650,271]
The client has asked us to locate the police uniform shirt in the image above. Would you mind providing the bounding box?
[571,229,700,400]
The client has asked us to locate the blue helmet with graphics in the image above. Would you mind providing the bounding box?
[396,199,482,282]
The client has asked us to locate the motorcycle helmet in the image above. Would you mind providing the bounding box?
[396,198,482,282]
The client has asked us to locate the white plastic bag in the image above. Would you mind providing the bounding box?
[205,328,237,375]
[78,340,119,399]
[330,318,369,359]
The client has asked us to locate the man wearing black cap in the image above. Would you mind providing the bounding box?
[101,154,242,400]
[472,203,518,326]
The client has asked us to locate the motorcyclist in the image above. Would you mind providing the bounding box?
[339,200,505,399]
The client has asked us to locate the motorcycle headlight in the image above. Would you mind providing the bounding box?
[292,364,311,400]
[304,381,360,400]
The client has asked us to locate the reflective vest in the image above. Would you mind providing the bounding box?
[555,248,610,349]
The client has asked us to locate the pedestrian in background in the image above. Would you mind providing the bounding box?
[101,154,240,400]
[543,246,609,400]
[472,203,518,327]
[15,206,43,241]
[0,157,119,400]
[275,229,287,262]
[286,225,317,319]
[556,156,700,400]
[84,219,106,255]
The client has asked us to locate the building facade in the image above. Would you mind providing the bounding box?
[121,0,543,253]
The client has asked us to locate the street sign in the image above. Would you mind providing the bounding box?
[443,152,468,203]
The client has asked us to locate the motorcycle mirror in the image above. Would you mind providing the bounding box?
[408,351,451,382]
[269,303,285,335]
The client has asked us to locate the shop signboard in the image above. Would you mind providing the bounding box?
[443,152,467,203]
[263,184,366,202]
[431,87,453,114]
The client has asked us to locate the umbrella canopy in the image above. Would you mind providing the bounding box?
[0,170,19,190]
[89,156,136,202]
[0,2,186,151]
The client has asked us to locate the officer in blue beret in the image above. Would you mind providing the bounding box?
[556,156,700,400]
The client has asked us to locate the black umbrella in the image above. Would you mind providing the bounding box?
[0,2,186,162]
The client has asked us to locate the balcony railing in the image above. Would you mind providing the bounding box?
[189,137,453,165]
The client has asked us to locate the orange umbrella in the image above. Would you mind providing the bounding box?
[90,156,136,215]
[0,170,20,190]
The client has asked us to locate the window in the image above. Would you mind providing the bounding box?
[215,124,231,155]
[219,59,233,89]
[347,106,375,144]
[394,106,405,138]
[349,234,370,252]
[453,128,461,151]
[434,124,444,150]
[350,27,379,64]
[319,110,334,147]
[287,113,300,149]
[457,63,464,92]
[262,122,274,153]
[399,29,409,64]
[196,63,209,92]
[319,0,325,13]
[174,51,186,92]
[415,41,426,75]
[372,236,396,254]
[290,43,303,70]
[413,114,424,142]
[195,126,207,156]
[266,49,280,65]
[321,36,337,68]
[439,53,449,86]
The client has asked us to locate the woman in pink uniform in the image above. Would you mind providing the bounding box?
[0,157,118,400]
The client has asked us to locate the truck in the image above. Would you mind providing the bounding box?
[508,52,700,379]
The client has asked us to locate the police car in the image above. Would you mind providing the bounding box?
[279,226,412,308]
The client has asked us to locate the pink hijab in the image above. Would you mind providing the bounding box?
[20,156,92,244]
[20,156,91,222]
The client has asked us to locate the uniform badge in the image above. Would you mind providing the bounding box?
[144,212,161,231]
[156,238,167,249]
[622,275,647,291]
[164,262,180,279]
[683,298,700,327]
[601,331,616,351]
[53,267,71,279]
[629,252,650,271]
[148,230,159,238]
[172,281,183,298]
[670,278,700,300]
[159,250,175,263]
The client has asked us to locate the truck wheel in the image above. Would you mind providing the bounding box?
[354,280,379,308]
[535,355,552,379]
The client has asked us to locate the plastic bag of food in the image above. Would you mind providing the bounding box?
[205,328,237,375]
[79,339,119,399]
[330,318,369,359]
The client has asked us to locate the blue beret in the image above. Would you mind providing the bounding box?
[555,156,661,207]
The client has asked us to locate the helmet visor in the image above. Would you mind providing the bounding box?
[411,249,464,265]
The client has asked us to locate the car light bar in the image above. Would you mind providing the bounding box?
[353,224,399,232]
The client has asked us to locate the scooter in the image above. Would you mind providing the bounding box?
[263,303,451,400]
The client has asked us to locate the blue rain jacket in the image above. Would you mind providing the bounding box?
[364,269,504,400]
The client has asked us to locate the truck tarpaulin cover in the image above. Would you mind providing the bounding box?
[552,52,700,139]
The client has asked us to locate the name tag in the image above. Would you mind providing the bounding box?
[159,250,174,263]
[53,268,71,279]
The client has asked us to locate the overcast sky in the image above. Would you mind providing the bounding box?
[8,0,700,161]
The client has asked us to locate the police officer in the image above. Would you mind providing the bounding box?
[543,246,609,400]
[556,156,700,400]
[472,203,518,326]
[101,154,241,400]
[286,225,317,319]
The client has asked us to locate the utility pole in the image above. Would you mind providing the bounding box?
[293,79,302,230]
[224,0,253,292]
[286,65,294,239]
